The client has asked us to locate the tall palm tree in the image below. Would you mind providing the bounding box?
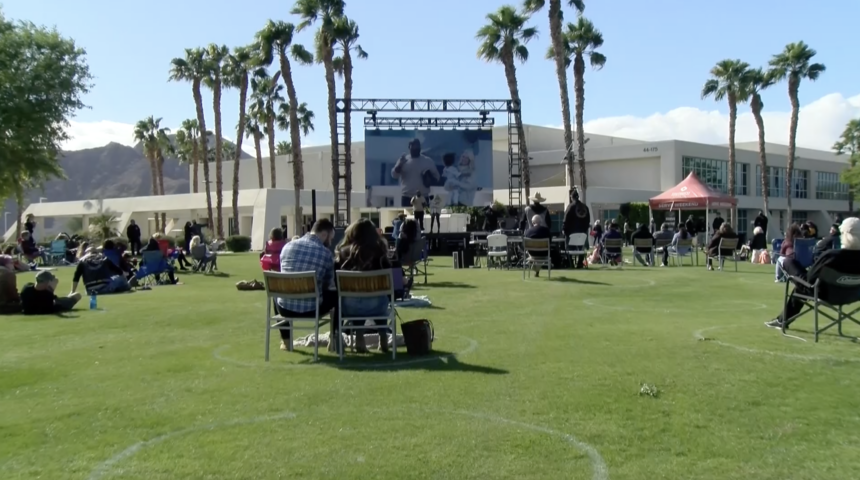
[557,17,605,203]
[292,0,344,220]
[203,44,229,239]
[133,116,171,231]
[832,118,860,212]
[476,5,536,200]
[332,16,367,219]
[276,141,292,156]
[256,20,314,234]
[523,0,585,190]
[169,48,214,228]
[740,67,775,224]
[768,41,826,220]
[277,101,316,235]
[701,59,749,229]
[224,46,253,235]
[245,102,266,188]
[250,70,284,189]
[176,119,201,194]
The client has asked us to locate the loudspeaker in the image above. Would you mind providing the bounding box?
[452,252,460,269]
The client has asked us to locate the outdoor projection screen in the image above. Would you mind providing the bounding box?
[364,129,494,208]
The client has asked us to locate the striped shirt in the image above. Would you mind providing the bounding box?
[276,234,334,313]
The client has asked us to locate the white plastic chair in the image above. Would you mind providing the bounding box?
[335,269,397,361]
[668,238,695,266]
[263,271,330,362]
[486,234,509,269]
[565,233,588,268]
[522,237,552,279]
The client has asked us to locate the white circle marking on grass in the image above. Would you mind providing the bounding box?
[89,409,607,480]
[584,299,767,313]
[212,334,479,370]
[87,411,297,480]
[693,325,860,362]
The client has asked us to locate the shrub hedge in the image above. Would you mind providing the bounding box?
[225,235,252,252]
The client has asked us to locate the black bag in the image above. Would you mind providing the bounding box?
[400,319,434,355]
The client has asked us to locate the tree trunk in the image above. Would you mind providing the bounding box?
[323,48,340,224]
[266,116,277,189]
[573,53,588,204]
[148,157,160,231]
[548,0,575,192]
[254,132,264,188]
[343,50,354,223]
[232,72,249,236]
[751,94,770,239]
[502,53,530,203]
[191,136,200,194]
[14,190,22,240]
[157,154,166,232]
[213,78,225,239]
[193,80,214,230]
[785,78,800,222]
[727,95,737,230]
[277,52,304,226]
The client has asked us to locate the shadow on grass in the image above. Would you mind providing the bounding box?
[417,281,476,289]
[294,350,507,374]
[547,277,610,286]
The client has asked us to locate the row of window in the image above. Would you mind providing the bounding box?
[681,156,849,200]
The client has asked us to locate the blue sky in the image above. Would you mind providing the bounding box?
[4,0,859,151]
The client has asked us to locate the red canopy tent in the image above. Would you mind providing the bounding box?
[649,172,737,210]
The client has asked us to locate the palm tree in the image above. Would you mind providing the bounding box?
[175,119,201,193]
[169,48,214,228]
[476,5,536,199]
[332,16,367,219]
[250,70,284,188]
[256,20,314,234]
[224,46,253,235]
[768,41,826,220]
[557,17,605,203]
[245,102,266,188]
[292,0,344,220]
[701,59,749,229]
[277,101,316,235]
[133,116,171,231]
[740,67,775,224]
[203,44,229,239]
[523,0,585,190]
[276,141,292,156]
[832,118,860,212]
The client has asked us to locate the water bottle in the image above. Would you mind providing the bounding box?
[89,293,97,310]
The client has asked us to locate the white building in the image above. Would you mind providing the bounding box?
[5,125,851,249]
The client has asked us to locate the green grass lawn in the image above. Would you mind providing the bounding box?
[1,252,859,479]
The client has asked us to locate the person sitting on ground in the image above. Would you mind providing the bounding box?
[523,214,551,277]
[335,218,393,353]
[260,228,285,271]
[76,242,91,262]
[765,217,860,330]
[19,231,47,265]
[631,222,655,266]
[775,223,801,281]
[1,249,31,273]
[276,219,338,351]
[71,247,133,295]
[814,223,841,260]
[20,270,82,315]
[395,218,420,262]
[706,222,738,271]
[660,224,691,267]
[0,260,23,314]
[600,222,624,266]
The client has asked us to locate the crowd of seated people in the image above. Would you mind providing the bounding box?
[588,222,623,266]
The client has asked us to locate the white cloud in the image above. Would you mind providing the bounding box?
[64,120,137,150]
[574,93,860,151]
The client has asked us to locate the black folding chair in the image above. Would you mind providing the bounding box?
[783,267,860,342]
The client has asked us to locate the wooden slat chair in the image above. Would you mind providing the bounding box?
[335,269,397,361]
[565,233,589,269]
[263,271,330,362]
[709,238,739,272]
[632,238,655,267]
[486,234,509,270]
[668,238,695,267]
[522,237,552,279]
[601,238,624,268]
[782,267,860,342]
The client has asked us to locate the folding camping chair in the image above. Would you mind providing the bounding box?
[782,267,860,342]
[335,269,397,361]
[793,238,816,269]
[190,245,215,273]
[48,240,66,265]
[522,237,551,279]
[401,237,428,285]
[708,238,739,271]
[565,233,589,269]
[136,250,173,287]
[486,233,509,269]
[263,270,330,361]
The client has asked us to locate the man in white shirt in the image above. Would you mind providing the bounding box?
[429,194,444,234]
[391,138,440,207]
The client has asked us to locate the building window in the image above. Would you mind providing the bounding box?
[791,170,809,199]
[600,210,619,223]
[791,211,807,225]
[737,209,748,234]
[681,157,748,195]
[755,166,809,198]
[816,171,850,200]
[360,211,381,227]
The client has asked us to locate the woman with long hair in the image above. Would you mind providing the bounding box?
[706,222,738,271]
[775,223,802,281]
[335,218,393,353]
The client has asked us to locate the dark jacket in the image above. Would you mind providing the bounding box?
[753,214,768,232]
[750,232,767,250]
[522,203,551,232]
[563,201,591,235]
[803,248,860,299]
[813,233,839,260]
[20,237,39,255]
[20,284,61,315]
[631,226,654,252]
[482,206,499,232]
[73,254,124,293]
[684,219,696,235]
[707,231,738,257]
[524,226,551,257]
[126,224,141,240]
[601,229,623,254]
[712,216,724,232]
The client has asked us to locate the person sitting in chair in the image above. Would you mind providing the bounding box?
[765,217,860,329]
[631,222,655,266]
[524,214,551,277]
[706,222,738,271]
[814,223,841,260]
[190,235,217,271]
[600,222,624,266]
[660,224,691,267]
[395,219,420,262]
[20,271,82,315]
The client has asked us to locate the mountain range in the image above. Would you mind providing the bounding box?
[3,139,252,218]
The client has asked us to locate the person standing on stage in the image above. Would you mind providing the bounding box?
[391,138,440,207]
[411,191,427,232]
[429,194,443,234]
